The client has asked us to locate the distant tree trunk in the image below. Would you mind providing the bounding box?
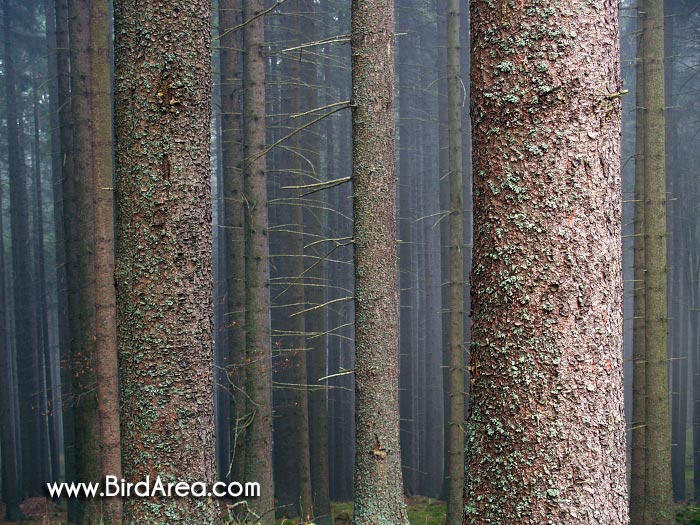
[219,0,248,485]
[466,0,627,522]
[302,0,331,520]
[55,0,78,520]
[287,6,313,518]
[351,0,408,523]
[3,0,43,498]
[90,1,122,521]
[44,0,66,485]
[0,155,21,522]
[446,0,464,522]
[640,0,674,522]
[31,67,53,487]
[630,0,647,519]
[113,1,218,523]
[242,0,275,521]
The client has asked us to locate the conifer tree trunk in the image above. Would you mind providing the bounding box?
[55,0,78,520]
[90,1,122,521]
[242,0,275,521]
[68,2,102,521]
[302,1,331,520]
[219,0,248,484]
[630,0,647,519]
[3,0,43,498]
[641,0,673,522]
[0,160,21,522]
[446,0,464,522]
[113,1,218,523]
[466,0,627,522]
[351,0,407,523]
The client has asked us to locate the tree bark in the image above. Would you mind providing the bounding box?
[446,0,464,522]
[219,0,248,486]
[640,0,673,522]
[630,0,647,520]
[466,0,627,522]
[351,0,408,523]
[113,1,218,522]
[242,0,275,521]
[90,0,122,521]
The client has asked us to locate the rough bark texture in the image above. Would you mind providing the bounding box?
[466,1,627,523]
[629,0,646,519]
[219,0,248,485]
[91,1,123,522]
[113,1,218,523]
[640,0,673,522]
[351,1,408,524]
[242,0,275,521]
[446,0,464,522]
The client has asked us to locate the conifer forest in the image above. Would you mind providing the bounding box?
[2,0,700,524]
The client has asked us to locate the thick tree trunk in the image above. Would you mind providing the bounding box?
[446,0,464,522]
[351,0,407,523]
[113,1,218,523]
[241,0,275,521]
[640,0,674,522]
[466,0,627,522]
[90,1,122,521]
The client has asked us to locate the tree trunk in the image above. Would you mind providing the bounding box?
[55,0,78,520]
[0,139,21,522]
[351,0,408,523]
[219,0,248,486]
[641,0,673,522]
[113,1,218,522]
[446,0,464,522]
[630,0,647,519]
[3,0,43,498]
[90,1,122,521]
[242,0,275,521]
[466,0,627,522]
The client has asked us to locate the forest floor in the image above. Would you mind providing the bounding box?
[330,497,445,525]
[0,497,64,524]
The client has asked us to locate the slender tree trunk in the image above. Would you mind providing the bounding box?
[287,6,313,517]
[446,0,464,522]
[242,0,275,521]
[219,0,248,485]
[68,2,102,521]
[55,0,78,519]
[630,0,647,518]
[44,0,66,484]
[351,0,407,523]
[3,0,43,498]
[466,0,627,522]
[0,155,21,522]
[113,1,218,523]
[303,0,331,519]
[641,0,674,522]
[90,1,122,521]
